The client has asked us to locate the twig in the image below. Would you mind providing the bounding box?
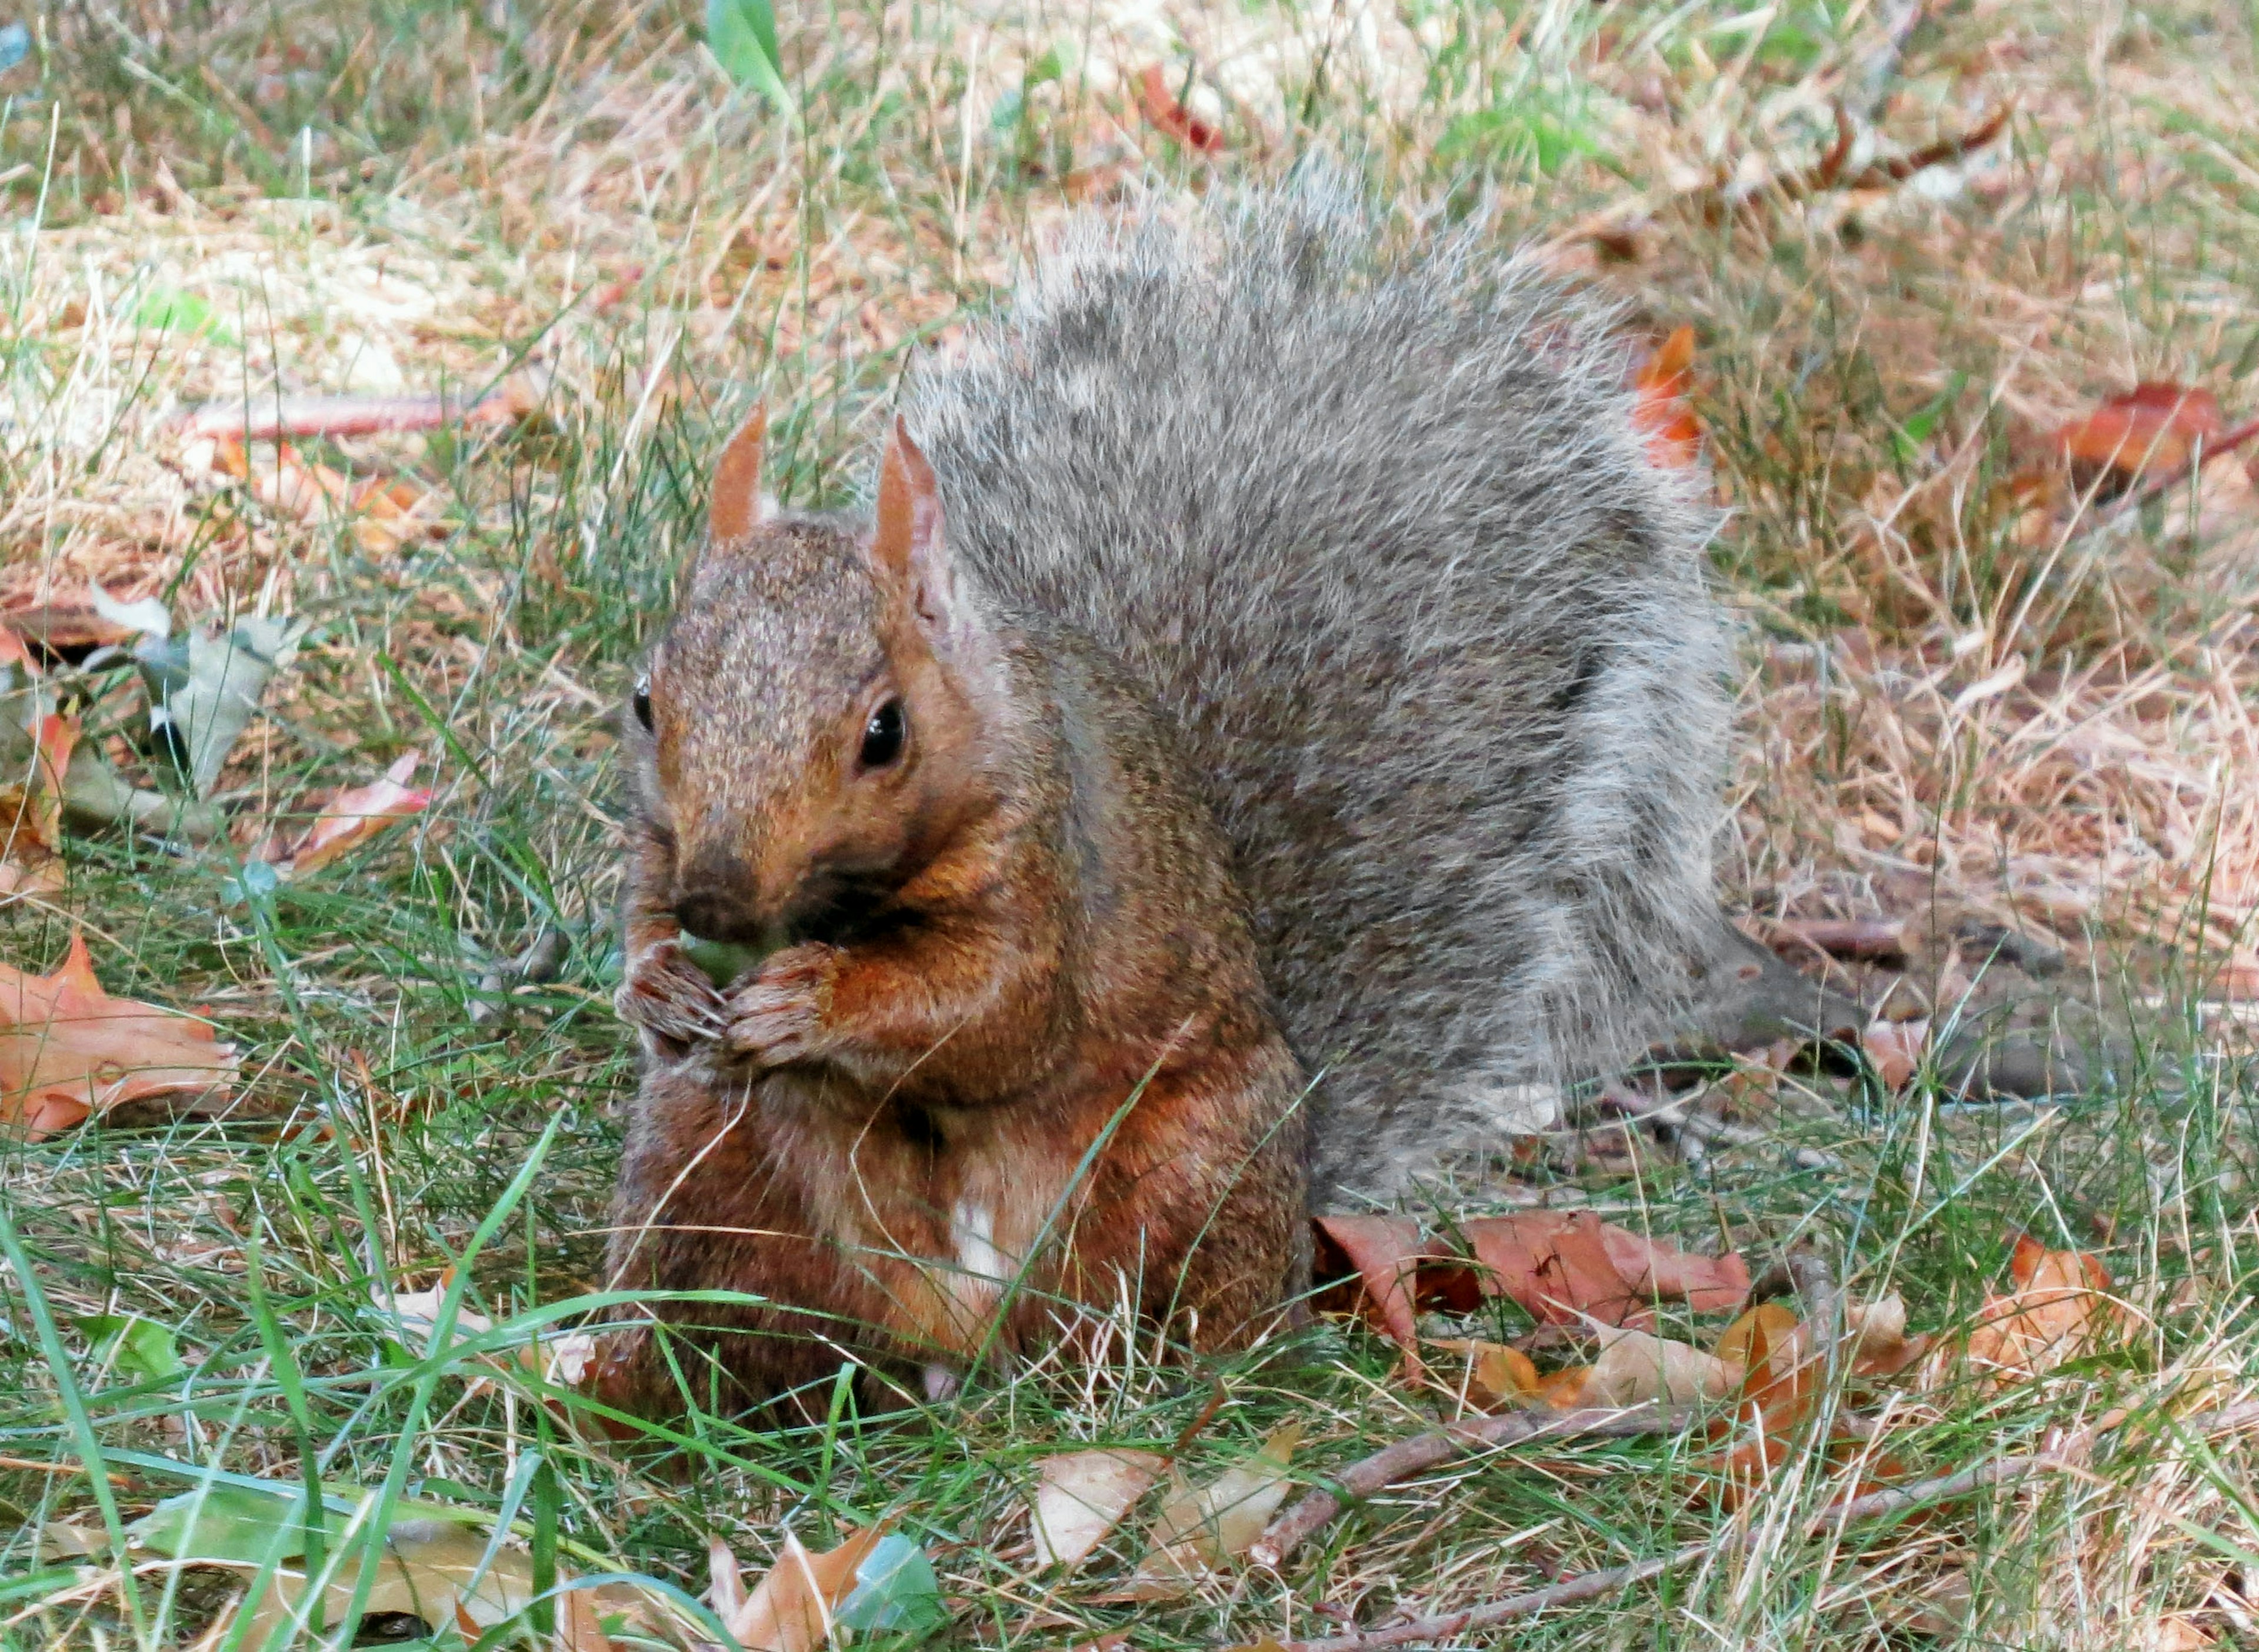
[1265,1401,2259,1650]
[1249,1402,1693,1569]
[1547,101,2011,257]
[176,371,546,442]
[1722,102,2011,222]
[2117,413,2259,513]
[1763,917,1911,962]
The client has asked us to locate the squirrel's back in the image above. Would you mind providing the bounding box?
[904,170,1730,1204]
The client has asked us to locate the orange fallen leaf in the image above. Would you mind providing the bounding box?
[2,709,77,896]
[1136,65,1224,154]
[264,751,432,876]
[1631,325,1700,468]
[1462,1211,1748,1326]
[1429,1339,1541,1409]
[1532,1365,1595,1409]
[2057,382,2225,482]
[0,932,239,1139]
[1956,1234,2126,1387]
[1707,1293,1930,1503]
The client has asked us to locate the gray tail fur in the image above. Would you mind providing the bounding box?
[904,166,1731,1204]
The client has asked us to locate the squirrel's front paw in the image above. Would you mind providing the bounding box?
[721,944,837,1069]
[614,942,729,1056]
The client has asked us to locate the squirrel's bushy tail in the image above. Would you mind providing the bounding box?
[905,166,1731,1204]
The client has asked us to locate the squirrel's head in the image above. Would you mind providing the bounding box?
[629,411,1002,949]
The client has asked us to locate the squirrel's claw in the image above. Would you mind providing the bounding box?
[720,944,837,1070]
[615,943,731,1056]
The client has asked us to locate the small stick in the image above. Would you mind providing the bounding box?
[2117,413,2259,512]
[176,385,533,443]
[1764,917,1911,962]
[1264,1400,2259,1650]
[1249,1402,1692,1569]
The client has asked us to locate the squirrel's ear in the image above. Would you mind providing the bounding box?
[708,406,768,543]
[871,416,959,638]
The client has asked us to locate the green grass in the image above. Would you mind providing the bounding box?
[4,0,2259,1646]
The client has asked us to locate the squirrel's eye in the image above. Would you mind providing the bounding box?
[859,698,907,769]
[632,678,654,732]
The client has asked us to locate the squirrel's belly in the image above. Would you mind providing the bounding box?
[778,1091,1067,1359]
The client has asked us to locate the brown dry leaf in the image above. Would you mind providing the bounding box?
[1462,1212,1748,1326]
[0,932,239,1138]
[2057,382,2225,480]
[1861,1017,1930,1090]
[1429,1338,1541,1409]
[1127,1422,1301,1598]
[730,1525,889,1652]
[1029,1449,1166,1571]
[1631,325,1700,469]
[1586,1324,1738,1406]
[1845,1293,1931,1380]
[2153,1616,2215,1650]
[264,750,432,876]
[1311,1213,1425,1357]
[196,437,440,555]
[1955,1234,2127,1387]
[1135,65,1224,153]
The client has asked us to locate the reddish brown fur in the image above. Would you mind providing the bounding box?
[600,418,1308,1415]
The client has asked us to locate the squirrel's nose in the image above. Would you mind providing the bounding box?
[673,886,764,943]
[673,850,767,943]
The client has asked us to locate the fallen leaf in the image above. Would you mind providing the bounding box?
[0,932,239,1138]
[1129,1422,1301,1597]
[131,613,306,798]
[1844,1292,1930,1380]
[1956,1235,2127,1387]
[1532,1365,1595,1409]
[1429,1339,1541,1410]
[1136,64,1224,153]
[265,751,432,875]
[74,1313,183,1383]
[1,644,76,890]
[1602,1224,1751,1314]
[1861,1017,1929,1090]
[1712,1300,1800,1377]
[731,1525,921,1652]
[1631,325,1700,468]
[1706,1301,1821,1500]
[1463,1212,1748,1326]
[2153,1616,2215,1650]
[831,1533,947,1640]
[1311,1213,1425,1357]
[1586,1324,1738,1406]
[2058,382,2225,482]
[1,711,79,852]
[1030,1449,1166,1570]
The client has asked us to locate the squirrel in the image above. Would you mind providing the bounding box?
[599,171,1728,1416]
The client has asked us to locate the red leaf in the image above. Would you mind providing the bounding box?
[1631,325,1701,468]
[2057,382,2225,479]
[1136,65,1224,155]
[1463,1211,1747,1326]
[1311,1213,1424,1356]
